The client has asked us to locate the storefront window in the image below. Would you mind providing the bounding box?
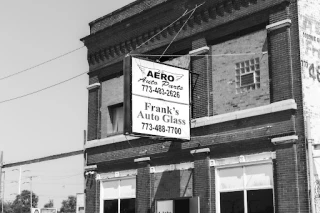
[217,163,274,213]
[101,178,136,213]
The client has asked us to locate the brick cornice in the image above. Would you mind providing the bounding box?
[83,0,289,73]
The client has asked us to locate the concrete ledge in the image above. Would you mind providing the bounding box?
[271,135,298,145]
[189,46,209,55]
[87,83,101,90]
[266,19,291,31]
[150,162,194,173]
[85,100,296,149]
[190,148,210,154]
[85,134,139,149]
[134,157,150,163]
[191,99,297,128]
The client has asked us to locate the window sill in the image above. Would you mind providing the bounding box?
[85,134,139,149]
[191,99,296,128]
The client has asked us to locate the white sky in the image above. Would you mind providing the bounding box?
[0,0,135,208]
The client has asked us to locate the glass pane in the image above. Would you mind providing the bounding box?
[220,191,244,213]
[104,200,118,213]
[102,180,119,199]
[112,106,124,133]
[246,164,273,188]
[120,179,136,198]
[247,189,274,213]
[219,167,244,190]
[120,198,135,213]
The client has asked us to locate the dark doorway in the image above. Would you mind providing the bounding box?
[174,198,189,213]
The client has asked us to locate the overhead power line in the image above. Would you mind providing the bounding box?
[0,46,85,81]
[0,71,88,104]
[2,150,83,168]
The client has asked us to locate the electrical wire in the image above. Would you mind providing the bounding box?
[0,46,85,81]
[0,71,88,104]
[159,6,197,60]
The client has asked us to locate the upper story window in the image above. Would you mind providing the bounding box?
[235,58,261,93]
[100,75,124,138]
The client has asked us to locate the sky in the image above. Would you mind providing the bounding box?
[0,0,135,209]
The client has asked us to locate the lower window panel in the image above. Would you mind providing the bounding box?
[220,191,244,213]
[120,198,135,213]
[220,189,274,213]
[104,200,118,213]
[247,189,274,213]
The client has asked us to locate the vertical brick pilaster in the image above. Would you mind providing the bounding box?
[268,5,294,102]
[210,167,216,213]
[85,172,98,213]
[272,137,299,213]
[190,37,210,118]
[135,157,151,213]
[87,76,100,141]
[191,148,211,213]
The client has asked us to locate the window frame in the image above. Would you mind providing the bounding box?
[100,176,136,213]
[215,161,274,213]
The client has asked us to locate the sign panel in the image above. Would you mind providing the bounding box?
[124,56,190,140]
[31,208,41,213]
[40,208,57,213]
[76,193,85,213]
[157,200,173,213]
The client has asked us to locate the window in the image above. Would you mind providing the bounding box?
[217,163,274,213]
[235,58,261,93]
[108,103,124,134]
[101,178,136,213]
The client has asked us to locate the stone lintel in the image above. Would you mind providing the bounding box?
[87,83,101,90]
[189,46,210,55]
[134,157,151,163]
[190,148,210,155]
[266,19,291,31]
[271,135,298,145]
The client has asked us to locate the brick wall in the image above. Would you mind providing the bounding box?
[83,1,310,213]
[193,152,211,213]
[191,37,209,119]
[136,161,151,213]
[211,29,270,115]
[274,143,299,213]
[85,174,98,213]
[87,89,99,141]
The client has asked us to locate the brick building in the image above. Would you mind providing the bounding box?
[81,0,320,212]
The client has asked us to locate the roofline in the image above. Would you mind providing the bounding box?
[88,0,144,27]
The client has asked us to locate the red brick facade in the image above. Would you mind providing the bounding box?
[81,0,310,213]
